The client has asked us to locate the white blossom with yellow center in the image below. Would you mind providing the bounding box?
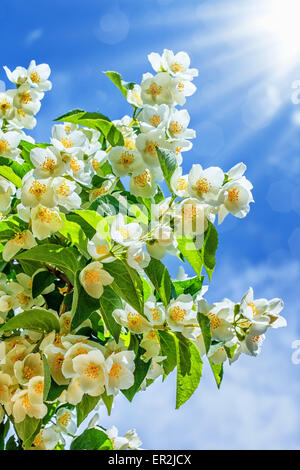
[188,163,224,206]
[79,261,114,299]
[166,294,195,332]
[2,230,36,262]
[113,304,152,334]
[111,214,143,247]
[72,349,108,395]
[106,350,135,396]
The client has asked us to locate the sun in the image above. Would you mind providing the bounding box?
[257,0,300,68]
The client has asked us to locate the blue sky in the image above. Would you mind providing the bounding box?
[1,0,300,449]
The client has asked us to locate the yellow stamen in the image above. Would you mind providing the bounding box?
[196,178,211,194]
[228,188,240,202]
[29,180,47,196]
[109,362,122,379]
[30,72,40,84]
[149,114,161,127]
[85,363,100,379]
[61,137,73,149]
[147,82,162,97]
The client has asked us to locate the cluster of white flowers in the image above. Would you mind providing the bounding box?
[0,50,286,450]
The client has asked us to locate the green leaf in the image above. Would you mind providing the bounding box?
[42,355,51,400]
[5,435,19,450]
[173,276,204,299]
[71,209,104,231]
[158,330,177,377]
[99,285,122,342]
[122,349,151,402]
[54,109,124,147]
[32,270,56,298]
[174,333,203,409]
[209,360,223,388]
[70,428,113,450]
[88,194,120,216]
[0,419,10,450]
[0,308,60,333]
[202,223,218,281]
[14,416,41,450]
[0,165,22,187]
[176,223,219,281]
[105,259,144,316]
[101,390,114,416]
[156,147,177,193]
[197,312,212,353]
[16,244,82,284]
[71,271,100,331]
[47,380,67,401]
[176,235,204,279]
[144,258,172,307]
[104,71,136,98]
[76,394,101,427]
[58,213,88,253]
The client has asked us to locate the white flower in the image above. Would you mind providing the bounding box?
[21,171,56,208]
[31,426,61,450]
[127,242,150,271]
[52,177,81,211]
[135,128,169,168]
[72,349,107,395]
[146,356,166,380]
[44,345,69,386]
[129,168,157,198]
[11,389,47,423]
[87,233,115,263]
[56,407,76,435]
[2,230,36,262]
[108,146,145,177]
[123,429,142,450]
[0,372,12,404]
[113,303,152,334]
[61,342,95,379]
[139,104,170,133]
[188,164,224,205]
[172,77,197,106]
[166,294,196,332]
[148,49,198,80]
[141,72,174,106]
[88,150,108,174]
[31,204,63,240]
[218,176,254,224]
[13,84,43,116]
[0,91,15,120]
[207,345,227,364]
[30,146,64,178]
[167,109,195,140]
[0,176,15,213]
[27,376,45,404]
[0,130,21,160]
[140,330,161,362]
[198,298,235,342]
[27,60,52,91]
[170,167,188,198]
[111,214,143,247]
[174,198,209,238]
[51,125,88,154]
[127,84,143,108]
[106,426,130,450]
[3,65,27,85]
[106,350,135,396]
[144,295,165,326]
[79,261,114,299]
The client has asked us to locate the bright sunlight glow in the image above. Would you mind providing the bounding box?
[257,0,300,68]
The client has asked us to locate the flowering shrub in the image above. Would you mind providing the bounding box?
[0,50,286,450]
